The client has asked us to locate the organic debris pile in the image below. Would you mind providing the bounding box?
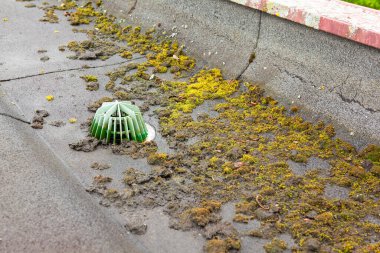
[31,1,380,252]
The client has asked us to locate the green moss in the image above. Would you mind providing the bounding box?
[39,8,59,23]
[204,239,227,253]
[53,3,380,252]
[147,153,168,165]
[69,3,100,25]
[264,238,287,253]
[54,0,77,10]
[81,75,98,82]
[113,91,129,100]
[119,50,133,59]
[360,144,380,164]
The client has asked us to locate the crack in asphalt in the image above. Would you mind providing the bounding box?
[335,76,380,114]
[127,0,138,15]
[236,11,262,80]
[0,112,30,124]
[0,57,145,83]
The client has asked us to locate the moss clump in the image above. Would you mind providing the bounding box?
[153,65,168,73]
[93,175,112,184]
[235,202,257,215]
[187,200,221,227]
[147,153,168,165]
[119,50,133,59]
[360,144,380,165]
[315,212,334,225]
[370,165,380,177]
[88,97,113,112]
[81,75,98,82]
[202,200,222,212]
[189,207,213,226]
[290,105,299,113]
[54,0,77,10]
[69,3,100,25]
[113,90,129,100]
[264,238,287,253]
[105,81,115,91]
[39,8,59,23]
[348,166,366,178]
[233,214,251,223]
[204,239,227,253]
[86,82,99,91]
[24,3,36,8]
[324,124,336,138]
[104,188,119,199]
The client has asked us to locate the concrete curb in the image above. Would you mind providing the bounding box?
[230,0,380,49]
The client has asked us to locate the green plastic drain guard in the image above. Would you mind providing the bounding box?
[90,101,148,144]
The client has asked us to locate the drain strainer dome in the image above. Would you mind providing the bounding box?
[90,101,149,144]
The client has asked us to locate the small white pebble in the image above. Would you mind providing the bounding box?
[214,52,218,55]
[222,62,225,65]
[263,67,267,70]
[208,52,212,56]
[297,95,301,99]
[350,131,355,136]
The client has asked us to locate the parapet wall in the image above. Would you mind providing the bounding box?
[102,0,380,144]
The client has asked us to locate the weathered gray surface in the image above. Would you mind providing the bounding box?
[0,1,203,252]
[0,93,145,253]
[102,0,380,145]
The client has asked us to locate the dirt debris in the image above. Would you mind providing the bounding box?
[111,141,158,159]
[87,97,113,112]
[69,137,100,152]
[31,110,49,129]
[24,3,36,8]
[39,8,59,23]
[90,162,111,170]
[124,216,148,235]
[86,82,99,91]
[49,120,66,127]
[40,56,50,62]
[93,175,112,185]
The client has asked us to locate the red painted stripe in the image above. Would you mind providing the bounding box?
[230,0,380,50]
[353,28,380,49]
[319,16,350,38]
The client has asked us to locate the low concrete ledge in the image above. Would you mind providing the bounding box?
[231,0,380,49]
[102,0,380,145]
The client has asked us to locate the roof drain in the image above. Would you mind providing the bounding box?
[90,101,154,144]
